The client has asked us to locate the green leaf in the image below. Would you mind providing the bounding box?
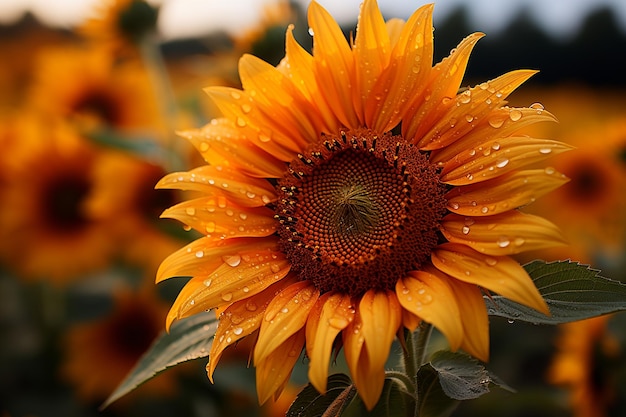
[287,373,355,417]
[427,351,493,400]
[487,260,626,325]
[416,363,460,417]
[102,311,217,408]
[340,375,415,417]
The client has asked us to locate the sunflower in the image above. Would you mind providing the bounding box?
[548,315,621,417]
[79,0,159,55]
[156,0,570,409]
[61,285,175,403]
[0,116,116,283]
[86,150,186,273]
[26,45,163,134]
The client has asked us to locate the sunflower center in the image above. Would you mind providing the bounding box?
[275,129,447,296]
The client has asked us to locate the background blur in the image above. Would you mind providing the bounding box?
[0,1,625,417]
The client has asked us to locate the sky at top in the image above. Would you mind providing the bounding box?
[1,0,626,40]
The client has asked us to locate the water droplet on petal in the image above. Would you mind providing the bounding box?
[195,250,204,258]
[529,102,544,112]
[462,226,470,235]
[544,167,556,175]
[221,293,233,302]
[236,117,246,127]
[485,257,498,266]
[185,207,196,215]
[222,255,241,267]
[495,158,509,168]
[514,237,525,246]
[488,117,504,128]
[497,237,511,248]
[246,301,257,311]
[509,109,522,121]
[481,206,489,214]
[539,147,552,154]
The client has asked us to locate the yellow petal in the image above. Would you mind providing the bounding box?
[308,0,358,128]
[177,119,285,178]
[239,54,317,147]
[156,165,277,207]
[165,242,291,330]
[256,329,305,404]
[354,290,401,409]
[439,136,574,186]
[445,169,570,216]
[417,70,537,150]
[404,32,484,143]
[282,24,338,133]
[430,107,558,165]
[425,266,489,362]
[207,276,297,381]
[432,243,550,316]
[366,4,433,132]
[204,86,298,160]
[342,308,365,383]
[161,197,275,239]
[354,0,390,123]
[157,236,278,283]
[254,281,319,364]
[305,292,355,393]
[441,211,567,255]
[396,271,463,350]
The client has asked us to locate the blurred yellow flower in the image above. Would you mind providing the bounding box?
[156,0,570,409]
[549,315,621,417]
[26,45,164,134]
[60,285,174,403]
[0,117,116,283]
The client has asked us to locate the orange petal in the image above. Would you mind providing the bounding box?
[432,243,549,316]
[353,0,391,123]
[177,119,285,178]
[157,236,277,283]
[161,197,276,239]
[204,86,298,160]
[342,308,365,384]
[165,242,291,330]
[417,70,537,150]
[441,211,567,255]
[445,168,570,216]
[207,276,297,381]
[439,136,574,186]
[355,290,401,409]
[282,24,338,133]
[396,271,463,350]
[404,32,484,143]
[366,4,433,132]
[305,292,355,394]
[239,54,317,147]
[308,1,358,128]
[254,281,319,364]
[156,165,277,207]
[424,265,489,362]
[430,107,558,165]
[256,329,305,405]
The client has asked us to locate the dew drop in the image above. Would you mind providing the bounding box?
[230,91,241,100]
[459,91,471,104]
[485,257,498,266]
[491,142,501,151]
[488,117,505,128]
[497,237,511,248]
[509,109,522,121]
[462,226,470,235]
[204,278,212,287]
[328,317,349,329]
[245,301,257,311]
[495,158,509,168]
[270,263,281,273]
[481,206,489,214]
[514,237,526,247]
[507,319,515,324]
[281,307,289,314]
[308,27,314,36]
[465,114,474,122]
[239,213,248,220]
[185,207,196,216]
[222,255,242,267]
[195,250,204,258]
[466,173,474,181]
[544,166,556,175]
[205,222,216,233]
[221,293,233,302]
[246,191,256,199]
[236,117,246,127]
[449,202,460,210]
[233,327,243,335]
[468,149,476,156]
[529,102,544,112]
[464,217,475,226]
[190,299,195,306]
[539,147,552,154]
[241,104,252,114]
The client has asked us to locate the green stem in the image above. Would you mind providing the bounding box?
[402,322,433,417]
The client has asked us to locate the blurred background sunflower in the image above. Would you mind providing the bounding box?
[0,0,625,416]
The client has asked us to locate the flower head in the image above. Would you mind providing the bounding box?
[157,0,569,409]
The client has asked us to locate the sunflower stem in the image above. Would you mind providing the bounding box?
[403,322,433,417]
